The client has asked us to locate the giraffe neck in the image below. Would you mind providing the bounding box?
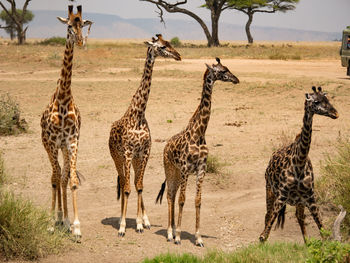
[187,69,214,136]
[295,104,314,166]
[55,35,74,102]
[126,47,155,120]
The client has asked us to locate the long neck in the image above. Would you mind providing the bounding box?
[56,35,74,102]
[127,47,155,119]
[295,104,314,166]
[187,70,215,136]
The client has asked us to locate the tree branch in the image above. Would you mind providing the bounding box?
[155,4,166,27]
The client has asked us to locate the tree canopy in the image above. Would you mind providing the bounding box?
[0,9,33,40]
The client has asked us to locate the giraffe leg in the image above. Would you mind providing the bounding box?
[119,154,132,237]
[195,170,205,247]
[66,137,81,241]
[164,159,179,242]
[259,197,285,242]
[43,141,62,226]
[61,146,71,232]
[296,203,307,243]
[306,196,323,233]
[132,152,151,233]
[264,183,276,227]
[175,171,189,245]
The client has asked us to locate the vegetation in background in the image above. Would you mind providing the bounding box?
[206,154,221,174]
[39,36,66,46]
[0,151,6,187]
[0,93,28,135]
[316,138,350,238]
[0,0,34,44]
[170,36,181,47]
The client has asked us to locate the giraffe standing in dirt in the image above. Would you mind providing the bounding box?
[41,5,92,241]
[259,86,339,242]
[109,34,181,237]
[156,58,239,247]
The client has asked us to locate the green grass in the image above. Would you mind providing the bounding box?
[316,138,350,239]
[143,242,309,263]
[39,36,66,46]
[0,192,65,260]
[0,93,28,136]
[0,151,6,187]
[206,154,221,174]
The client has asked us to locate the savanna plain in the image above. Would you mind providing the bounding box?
[0,39,349,262]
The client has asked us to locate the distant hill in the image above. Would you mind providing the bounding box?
[0,10,340,41]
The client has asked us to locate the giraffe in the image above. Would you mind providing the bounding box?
[156,58,239,247]
[259,86,339,243]
[40,5,92,241]
[108,34,181,237]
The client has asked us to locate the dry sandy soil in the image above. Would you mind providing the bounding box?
[0,41,349,262]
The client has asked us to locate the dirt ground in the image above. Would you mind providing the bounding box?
[0,41,349,262]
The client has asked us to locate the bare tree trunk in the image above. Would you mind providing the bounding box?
[210,7,220,46]
[332,205,346,242]
[245,11,253,44]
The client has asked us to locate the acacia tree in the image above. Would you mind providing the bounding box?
[0,9,33,40]
[226,0,299,44]
[140,0,230,47]
[0,0,33,44]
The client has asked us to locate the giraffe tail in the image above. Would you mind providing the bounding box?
[76,170,85,186]
[155,180,166,204]
[117,176,121,200]
[275,204,286,230]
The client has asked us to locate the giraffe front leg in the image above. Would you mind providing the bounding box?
[306,196,323,236]
[259,198,285,242]
[195,171,205,247]
[67,139,81,242]
[61,146,71,232]
[119,155,132,237]
[175,172,189,245]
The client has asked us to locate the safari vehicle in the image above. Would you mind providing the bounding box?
[340,26,350,76]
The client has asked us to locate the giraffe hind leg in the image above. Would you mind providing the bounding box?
[296,203,307,243]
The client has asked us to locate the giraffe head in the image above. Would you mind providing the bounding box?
[144,34,181,61]
[57,5,93,47]
[205,58,239,84]
[305,86,339,119]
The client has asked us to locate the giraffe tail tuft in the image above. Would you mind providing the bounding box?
[275,205,286,230]
[155,180,166,204]
[76,170,85,186]
[117,176,121,200]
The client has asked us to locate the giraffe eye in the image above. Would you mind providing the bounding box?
[68,25,72,28]
[314,101,320,105]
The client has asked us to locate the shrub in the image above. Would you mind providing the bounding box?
[316,138,350,237]
[206,154,221,174]
[170,37,181,47]
[39,36,66,46]
[0,93,28,135]
[306,230,350,263]
[0,192,65,260]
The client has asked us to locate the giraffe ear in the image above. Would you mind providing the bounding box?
[305,93,313,101]
[57,17,69,24]
[205,63,213,70]
[144,41,154,47]
[82,20,93,27]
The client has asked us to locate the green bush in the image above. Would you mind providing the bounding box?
[316,138,350,237]
[0,192,65,260]
[206,154,221,174]
[170,37,181,47]
[0,93,28,135]
[306,230,350,263]
[39,36,66,46]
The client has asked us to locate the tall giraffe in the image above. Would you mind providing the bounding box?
[259,86,339,242]
[156,58,239,247]
[109,34,181,237]
[41,5,92,241]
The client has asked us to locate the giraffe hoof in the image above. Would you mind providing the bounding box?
[196,242,204,247]
[118,232,125,237]
[145,225,151,230]
[259,236,266,243]
[167,238,172,242]
[136,228,144,234]
[74,235,82,243]
[174,240,181,245]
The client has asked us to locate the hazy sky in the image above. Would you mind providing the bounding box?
[9,0,350,33]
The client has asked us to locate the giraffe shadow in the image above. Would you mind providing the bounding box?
[101,217,162,231]
[154,229,217,246]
